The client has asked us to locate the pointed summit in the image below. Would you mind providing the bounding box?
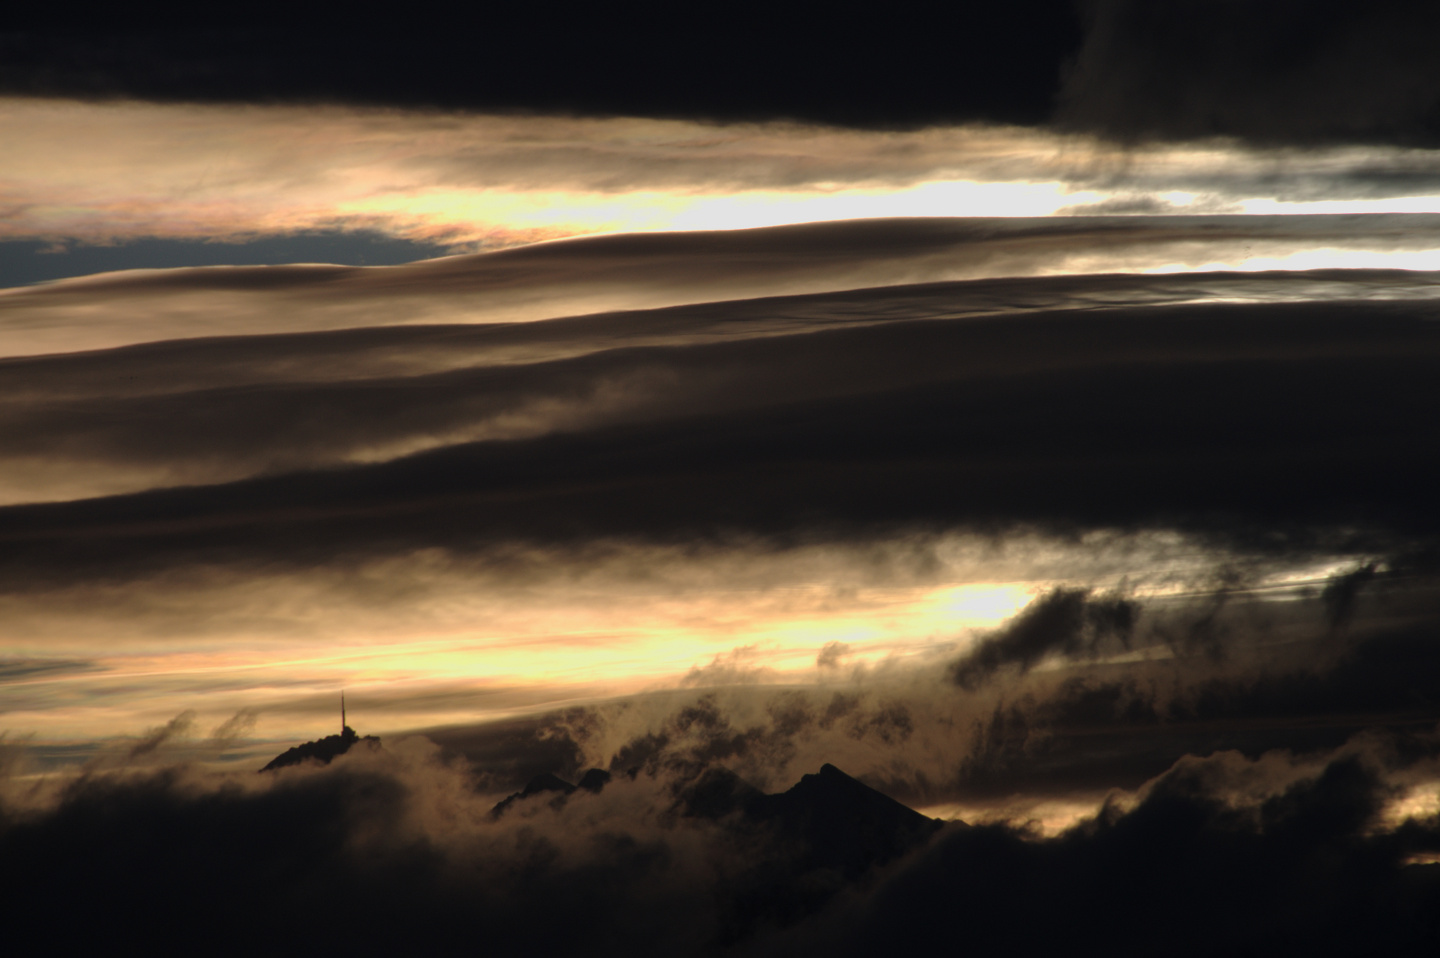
[749,763,944,875]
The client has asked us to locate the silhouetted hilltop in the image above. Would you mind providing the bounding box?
[494,760,945,885]
[490,771,576,816]
[749,763,945,877]
[674,763,949,941]
[491,767,612,816]
[677,763,945,877]
[260,726,380,772]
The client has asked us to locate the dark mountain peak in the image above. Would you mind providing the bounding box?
[492,768,612,817]
[747,764,945,878]
[676,765,767,820]
[768,763,935,826]
[518,772,578,799]
[577,768,612,793]
[685,763,950,940]
[259,726,380,773]
[672,762,945,877]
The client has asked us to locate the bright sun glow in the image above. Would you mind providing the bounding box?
[2,578,1036,742]
[335,180,1106,241]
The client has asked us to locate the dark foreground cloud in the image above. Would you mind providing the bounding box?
[838,747,1440,958]
[3,727,1438,956]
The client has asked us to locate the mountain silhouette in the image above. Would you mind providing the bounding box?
[259,725,380,772]
[678,763,945,877]
[491,768,612,816]
[494,760,946,911]
[674,763,950,941]
[497,761,945,867]
[748,763,946,877]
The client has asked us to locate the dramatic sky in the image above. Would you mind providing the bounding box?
[4,3,1440,954]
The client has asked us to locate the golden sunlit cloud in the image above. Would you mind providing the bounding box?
[0,527,1345,745]
[9,98,1440,255]
[0,99,1098,247]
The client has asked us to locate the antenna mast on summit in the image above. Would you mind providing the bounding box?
[341,691,347,733]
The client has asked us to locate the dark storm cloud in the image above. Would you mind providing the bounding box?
[0,4,1082,127]
[1059,0,1440,146]
[11,3,1440,149]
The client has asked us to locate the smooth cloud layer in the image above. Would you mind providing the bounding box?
[8,215,1440,361]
